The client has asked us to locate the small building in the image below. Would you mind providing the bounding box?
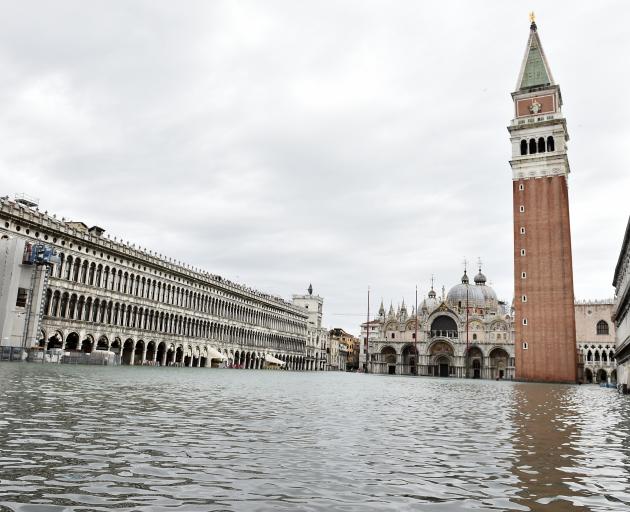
[329,328,359,371]
[613,217,630,392]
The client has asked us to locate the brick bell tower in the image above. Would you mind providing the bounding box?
[508,15,577,383]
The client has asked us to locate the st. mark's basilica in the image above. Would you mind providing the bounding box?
[360,267,514,379]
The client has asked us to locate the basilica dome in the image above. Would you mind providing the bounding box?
[419,288,438,313]
[474,268,498,308]
[447,271,486,309]
[474,270,486,285]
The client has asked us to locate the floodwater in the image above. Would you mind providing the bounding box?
[0,364,629,511]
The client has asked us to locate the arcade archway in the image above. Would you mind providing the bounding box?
[381,346,397,375]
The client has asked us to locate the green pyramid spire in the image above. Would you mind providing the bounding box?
[517,21,554,91]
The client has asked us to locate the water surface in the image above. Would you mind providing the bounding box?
[0,363,628,511]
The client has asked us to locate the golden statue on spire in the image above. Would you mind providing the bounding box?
[529,11,536,23]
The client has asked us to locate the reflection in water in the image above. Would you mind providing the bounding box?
[0,363,629,511]
[511,384,591,511]
[511,382,630,511]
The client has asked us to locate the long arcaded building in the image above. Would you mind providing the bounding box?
[0,196,311,369]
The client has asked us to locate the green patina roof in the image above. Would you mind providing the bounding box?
[518,26,553,90]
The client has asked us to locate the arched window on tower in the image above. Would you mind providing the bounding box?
[529,139,537,154]
[538,137,546,153]
[547,136,555,151]
[597,320,609,335]
[520,140,528,155]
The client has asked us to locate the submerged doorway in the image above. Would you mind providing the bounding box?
[473,359,481,379]
[436,356,450,377]
[388,365,396,375]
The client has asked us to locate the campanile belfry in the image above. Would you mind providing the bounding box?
[508,16,577,382]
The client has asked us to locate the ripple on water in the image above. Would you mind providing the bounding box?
[0,363,629,511]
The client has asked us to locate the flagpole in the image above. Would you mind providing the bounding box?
[365,286,370,373]
[414,285,418,376]
[466,274,470,379]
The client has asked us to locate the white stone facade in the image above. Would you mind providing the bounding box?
[613,217,630,391]
[0,197,312,369]
[360,269,515,379]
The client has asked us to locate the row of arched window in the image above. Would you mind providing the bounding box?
[53,254,304,335]
[520,136,555,155]
[44,290,304,351]
[585,348,614,363]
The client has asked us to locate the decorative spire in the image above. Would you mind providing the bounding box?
[516,14,554,91]
[308,283,313,296]
[428,274,437,298]
[378,299,385,316]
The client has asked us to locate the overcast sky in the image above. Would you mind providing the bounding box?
[1,1,628,333]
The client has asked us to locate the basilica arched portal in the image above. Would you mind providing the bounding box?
[428,341,454,377]
[466,346,484,379]
[489,347,509,380]
[381,346,397,375]
[402,344,418,375]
